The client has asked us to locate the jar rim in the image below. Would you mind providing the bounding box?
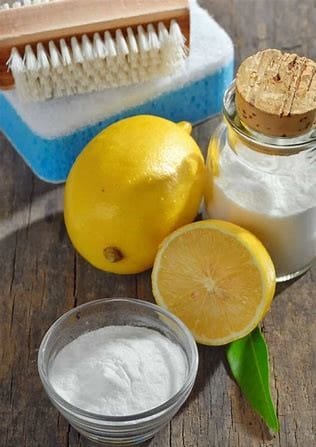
[37,297,199,425]
[223,81,316,154]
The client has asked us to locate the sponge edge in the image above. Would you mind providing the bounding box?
[0,0,234,182]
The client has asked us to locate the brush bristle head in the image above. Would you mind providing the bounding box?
[6,15,188,101]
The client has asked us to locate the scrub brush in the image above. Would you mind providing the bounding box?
[0,0,190,101]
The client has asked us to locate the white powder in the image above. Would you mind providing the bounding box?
[49,325,187,416]
[206,142,316,277]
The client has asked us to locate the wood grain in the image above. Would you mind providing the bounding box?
[0,1,315,446]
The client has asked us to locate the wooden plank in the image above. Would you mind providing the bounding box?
[0,137,137,446]
[0,0,315,446]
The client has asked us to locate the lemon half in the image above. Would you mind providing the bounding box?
[152,220,276,345]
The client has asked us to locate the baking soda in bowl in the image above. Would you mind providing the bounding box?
[49,325,187,416]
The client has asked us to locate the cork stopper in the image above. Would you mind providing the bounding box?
[236,49,316,137]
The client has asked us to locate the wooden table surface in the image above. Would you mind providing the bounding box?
[1,1,315,446]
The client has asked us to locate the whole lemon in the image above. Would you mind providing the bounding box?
[64,115,205,274]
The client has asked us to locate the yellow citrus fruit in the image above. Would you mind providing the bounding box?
[64,115,205,274]
[152,220,276,345]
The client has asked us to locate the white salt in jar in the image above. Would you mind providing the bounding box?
[205,83,316,281]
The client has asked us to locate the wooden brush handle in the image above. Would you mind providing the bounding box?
[0,0,190,90]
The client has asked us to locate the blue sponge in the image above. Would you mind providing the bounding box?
[0,1,233,183]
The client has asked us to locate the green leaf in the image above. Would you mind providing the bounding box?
[226,328,279,432]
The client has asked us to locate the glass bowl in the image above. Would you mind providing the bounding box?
[38,298,199,445]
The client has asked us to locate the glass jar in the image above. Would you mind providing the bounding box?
[205,82,316,282]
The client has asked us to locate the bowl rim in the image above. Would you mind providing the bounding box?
[38,297,199,424]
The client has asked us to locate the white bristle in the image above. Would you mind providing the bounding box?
[137,26,149,53]
[48,41,62,69]
[36,43,50,71]
[170,20,187,49]
[147,24,160,51]
[115,30,129,56]
[104,31,117,58]
[81,35,95,61]
[7,20,188,101]
[158,22,169,43]
[93,33,107,59]
[60,39,72,65]
[70,37,84,64]
[127,28,138,54]
[24,45,38,71]
[7,48,22,70]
